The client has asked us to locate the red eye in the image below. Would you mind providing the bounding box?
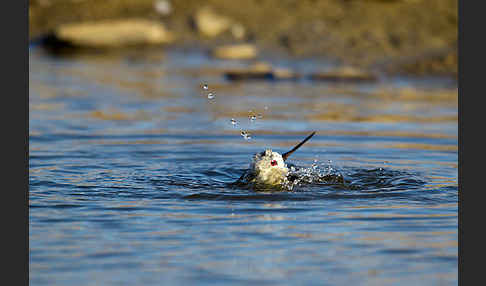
[271,160,277,166]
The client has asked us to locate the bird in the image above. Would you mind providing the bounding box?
[237,131,316,190]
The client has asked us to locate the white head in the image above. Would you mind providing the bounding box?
[247,132,316,188]
[250,149,289,186]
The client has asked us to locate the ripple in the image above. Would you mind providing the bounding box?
[29,47,458,286]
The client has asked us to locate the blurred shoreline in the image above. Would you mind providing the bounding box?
[29,0,457,78]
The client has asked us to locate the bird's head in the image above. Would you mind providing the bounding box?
[250,149,289,186]
[248,132,316,187]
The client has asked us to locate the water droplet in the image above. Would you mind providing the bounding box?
[257,114,263,119]
[264,106,269,110]
[230,118,237,125]
[202,84,208,90]
[249,115,256,122]
[207,92,215,99]
[240,130,251,140]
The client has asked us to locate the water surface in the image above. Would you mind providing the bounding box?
[29,47,458,285]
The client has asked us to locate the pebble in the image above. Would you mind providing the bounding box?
[194,7,233,37]
[309,67,377,83]
[154,0,172,16]
[212,44,258,60]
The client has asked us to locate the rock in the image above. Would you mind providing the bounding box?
[212,44,257,60]
[273,67,300,80]
[225,62,300,81]
[231,23,246,40]
[194,7,233,37]
[51,19,174,49]
[154,0,172,16]
[309,67,377,83]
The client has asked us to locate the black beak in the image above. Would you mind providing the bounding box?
[282,131,316,161]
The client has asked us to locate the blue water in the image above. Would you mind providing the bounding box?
[29,47,458,285]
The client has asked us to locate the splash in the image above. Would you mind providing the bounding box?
[282,162,344,191]
[201,83,215,99]
[234,161,344,192]
[201,82,266,140]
